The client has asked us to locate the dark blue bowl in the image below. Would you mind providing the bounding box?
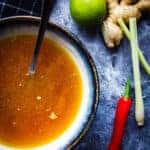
[0,16,99,150]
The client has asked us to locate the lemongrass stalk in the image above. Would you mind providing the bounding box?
[118,18,150,75]
[118,18,130,40]
[129,18,144,126]
[138,48,150,75]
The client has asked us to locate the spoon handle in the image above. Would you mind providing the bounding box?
[29,0,55,75]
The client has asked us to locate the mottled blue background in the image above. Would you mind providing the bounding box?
[0,0,150,150]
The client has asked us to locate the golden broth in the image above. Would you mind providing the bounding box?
[0,35,83,148]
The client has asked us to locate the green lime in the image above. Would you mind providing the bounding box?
[70,0,106,26]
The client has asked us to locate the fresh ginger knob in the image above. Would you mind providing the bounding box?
[102,0,150,48]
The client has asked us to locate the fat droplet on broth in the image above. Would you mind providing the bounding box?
[17,108,20,111]
[12,121,17,127]
[18,83,22,87]
[49,112,58,120]
[40,75,44,79]
[36,96,42,100]
[45,107,51,112]
[25,72,29,76]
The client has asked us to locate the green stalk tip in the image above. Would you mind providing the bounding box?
[124,79,130,99]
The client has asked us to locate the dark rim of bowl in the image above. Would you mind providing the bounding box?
[0,16,100,149]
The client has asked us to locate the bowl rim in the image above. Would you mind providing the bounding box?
[0,15,100,149]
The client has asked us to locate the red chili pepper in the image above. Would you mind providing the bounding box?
[108,80,132,150]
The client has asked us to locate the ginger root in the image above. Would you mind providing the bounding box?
[102,0,150,48]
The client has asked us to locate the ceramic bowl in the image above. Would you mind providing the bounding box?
[0,16,99,150]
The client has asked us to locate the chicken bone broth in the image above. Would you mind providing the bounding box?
[0,35,83,148]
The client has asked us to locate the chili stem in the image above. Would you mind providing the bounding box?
[118,18,150,75]
[124,80,130,99]
[129,18,144,126]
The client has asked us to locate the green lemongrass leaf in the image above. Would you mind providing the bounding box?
[118,18,130,40]
[118,18,150,76]
[129,18,144,126]
[137,47,150,75]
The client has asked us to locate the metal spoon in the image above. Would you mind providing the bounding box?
[28,0,54,75]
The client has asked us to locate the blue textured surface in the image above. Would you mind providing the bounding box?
[49,1,150,150]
